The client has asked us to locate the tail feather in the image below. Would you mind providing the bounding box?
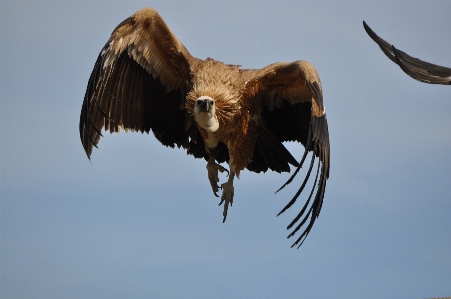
[248,126,299,173]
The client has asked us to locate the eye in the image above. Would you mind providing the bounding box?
[209,100,214,105]
[196,100,203,105]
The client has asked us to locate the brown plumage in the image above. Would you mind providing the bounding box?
[80,7,330,248]
[363,21,451,85]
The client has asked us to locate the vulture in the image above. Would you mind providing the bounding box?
[363,21,451,85]
[80,8,330,248]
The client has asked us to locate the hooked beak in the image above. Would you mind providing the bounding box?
[199,99,212,112]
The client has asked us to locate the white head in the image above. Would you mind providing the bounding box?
[193,96,219,132]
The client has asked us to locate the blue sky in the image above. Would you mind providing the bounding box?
[1,1,450,298]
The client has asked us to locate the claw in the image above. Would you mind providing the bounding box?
[207,160,229,196]
[219,173,235,223]
[218,164,229,175]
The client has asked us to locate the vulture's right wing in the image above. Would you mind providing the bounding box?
[80,8,198,159]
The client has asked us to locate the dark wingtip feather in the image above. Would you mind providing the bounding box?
[286,159,320,230]
[276,149,316,217]
[363,21,397,64]
[362,21,376,43]
[276,113,329,249]
[274,146,309,194]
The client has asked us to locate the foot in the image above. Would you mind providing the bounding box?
[206,159,229,197]
[219,172,235,222]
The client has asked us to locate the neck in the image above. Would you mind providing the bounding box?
[196,114,219,132]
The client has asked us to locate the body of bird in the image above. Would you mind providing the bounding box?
[80,7,330,247]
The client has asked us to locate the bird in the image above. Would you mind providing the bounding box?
[363,21,451,85]
[79,7,330,248]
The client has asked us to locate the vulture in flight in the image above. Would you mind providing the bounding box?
[363,21,451,85]
[80,8,330,248]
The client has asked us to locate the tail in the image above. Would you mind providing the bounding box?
[247,126,299,173]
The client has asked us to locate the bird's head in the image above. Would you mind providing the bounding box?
[193,96,219,132]
[195,96,215,114]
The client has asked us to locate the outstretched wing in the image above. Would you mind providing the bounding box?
[363,21,451,85]
[243,61,330,248]
[80,8,199,159]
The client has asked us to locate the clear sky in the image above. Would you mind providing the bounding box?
[1,1,450,298]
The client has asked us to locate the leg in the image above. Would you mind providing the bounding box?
[206,155,229,197]
[219,172,235,223]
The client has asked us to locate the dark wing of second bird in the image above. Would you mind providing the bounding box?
[363,21,451,85]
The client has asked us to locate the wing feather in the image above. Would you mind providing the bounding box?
[80,8,197,159]
[243,61,330,247]
[363,21,451,85]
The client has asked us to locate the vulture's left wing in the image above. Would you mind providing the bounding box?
[243,61,330,248]
[80,8,198,160]
[363,21,451,85]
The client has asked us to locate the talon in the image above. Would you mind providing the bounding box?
[218,164,229,175]
[223,168,230,177]
[207,160,229,196]
[219,172,235,223]
[222,197,229,222]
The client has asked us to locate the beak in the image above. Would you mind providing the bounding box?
[199,99,211,112]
